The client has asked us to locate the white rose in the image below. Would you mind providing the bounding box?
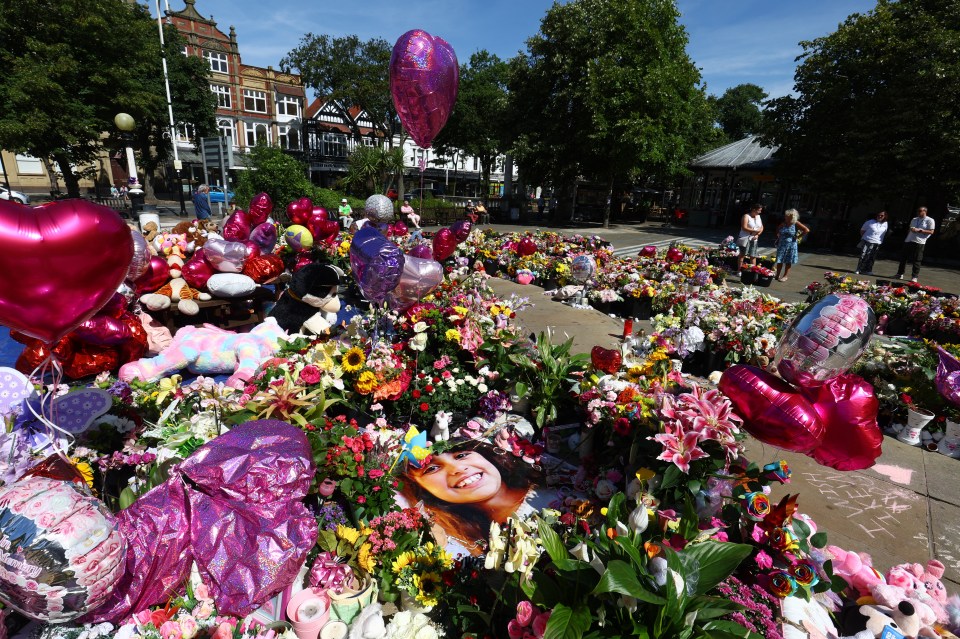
[409,333,429,352]
[413,321,427,333]
[594,479,616,499]
[477,383,488,393]
[414,626,438,639]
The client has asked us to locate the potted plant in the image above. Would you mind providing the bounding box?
[511,330,589,430]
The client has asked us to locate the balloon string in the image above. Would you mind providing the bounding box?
[418,151,425,223]
[27,353,75,455]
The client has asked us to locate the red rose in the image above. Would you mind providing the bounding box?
[420,402,429,411]
[412,390,422,399]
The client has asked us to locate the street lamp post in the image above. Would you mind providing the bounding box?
[115,112,145,214]
[154,2,187,216]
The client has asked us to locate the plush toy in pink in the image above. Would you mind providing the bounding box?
[118,317,287,389]
[884,561,949,624]
[871,582,939,636]
[919,560,948,618]
[827,545,885,598]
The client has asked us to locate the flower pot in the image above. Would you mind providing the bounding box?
[400,590,433,614]
[897,407,935,446]
[755,274,773,287]
[328,576,377,625]
[740,271,758,285]
[938,419,960,458]
[631,297,654,320]
[516,273,534,285]
[286,588,331,639]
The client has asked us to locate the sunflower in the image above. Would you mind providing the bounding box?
[357,543,375,573]
[392,551,416,574]
[355,370,378,395]
[72,459,94,487]
[337,525,361,545]
[342,347,366,372]
[414,572,442,606]
[625,366,645,384]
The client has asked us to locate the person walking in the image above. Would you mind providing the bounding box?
[774,209,810,282]
[855,210,888,275]
[736,203,764,274]
[400,199,420,228]
[338,198,354,230]
[895,206,936,282]
[193,184,212,220]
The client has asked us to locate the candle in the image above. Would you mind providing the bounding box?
[320,620,348,639]
[622,318,634,340]
[297,597,327,622]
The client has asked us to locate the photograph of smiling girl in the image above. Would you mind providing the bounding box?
[397,439,547,557]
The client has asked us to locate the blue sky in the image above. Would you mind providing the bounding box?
[165,0,878,99]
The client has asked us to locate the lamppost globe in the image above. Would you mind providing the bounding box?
[114,112,143,195]
[114,112,135,132]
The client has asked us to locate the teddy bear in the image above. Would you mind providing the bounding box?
[171,220,212,252]
[267,263,342,335]
[140,277,211,315]
[827,545,886,598]
[142,220,160,244]
[154,232,189,278]
[884,561,949,623]
[118,316,288,389]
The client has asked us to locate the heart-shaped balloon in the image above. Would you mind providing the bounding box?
[386,256,444,311]
[392,221,409,237]
[801,373,881,470]
[74,316,133,347]
[311,206,328,221]
[287,198,312,225]
[294,254,313,272]
[128,232,151,281]
[222,210,251,242]
[242,240,261,260]
[516,237,537,257]
[249,223,278,254]
[639,246,657,258]
[243,254,285,284]
[314,220,340,246]
[204,238,249,273]
[450,219,472,242]
[409,244,433,259]
[390,29,459,149]
[590,346,622,375]
[247,192,273,226]
[719,364,824,453]
[181,249,215,289]
[350,225,405,303]
[307,212,335,242]
[432,228,457,261]
[666,247,683,263]
[134,256,171,294]
[0,200,133,344]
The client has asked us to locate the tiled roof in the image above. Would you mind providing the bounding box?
[690,135,778,170]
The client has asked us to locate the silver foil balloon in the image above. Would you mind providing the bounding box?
[128,232,151,281]
[773,293,876,387]
[117,279,137,304]
[203,238,248,274]
[570,255,597,283]
[364,194,395,224]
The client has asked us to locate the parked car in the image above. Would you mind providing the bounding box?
[207,186,234,203]
[0,186,30,205]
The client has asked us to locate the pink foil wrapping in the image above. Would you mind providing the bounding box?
[937,346,960,407]
[83,420,317,623]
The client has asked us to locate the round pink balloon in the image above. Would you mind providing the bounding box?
[390,29,459,149]
[222,210,251,242]
[0,200,133,344]
[801,373,881,470]
[718,364,825,453]
[181,249,215,289]
[639,245,657,258]
[287,197,312,225]
[134,256,171,295]
[432,228,457,261]
[248,192,273,226]
[409,244,433,259]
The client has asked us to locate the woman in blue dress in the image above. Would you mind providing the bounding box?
[774,209,810,282]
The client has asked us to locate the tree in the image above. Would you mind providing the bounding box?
[710,83,768,141]
[282,35,398,144]
[507,0,714,227]
[234,144,313,215]
[764,0,960,209]
[0,0,215,198]
[433,51,510,200]
[338,145,404,196]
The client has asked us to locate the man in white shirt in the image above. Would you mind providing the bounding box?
[895,206,935,282]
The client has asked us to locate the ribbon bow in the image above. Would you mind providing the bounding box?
[308,551,354,593]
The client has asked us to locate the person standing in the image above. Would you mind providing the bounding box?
[774,209,811,282]
[338,198,354,230]
[895,206,935,282]
[193,184,212,220]
[855,210,888,275]
[736,203,764,274]
[400,199,420,228]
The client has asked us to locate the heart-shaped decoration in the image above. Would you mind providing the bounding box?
[0,367,36,416]
[516,237,537,257]
[51,388,114,434]
[133,256,171,294]
[390,29,459,148]
[315,220,340,246]
[386,256,443,311]
[0,200,133,344]
[181,249,215,289]
[590,346,622,375]
[801,373,881,470]
[222,210,251,242]
[307,213,338,245]
[409,244,433,259]
[204,238,248,273]
[249,222,278,254]
[666,247,684,263]
[243,254,285,284]
[718,364,824,453]
[247,192,273,226]
[450,219,472,242]
[286,197,312,225]
[392,221,409,237]
[432,228,458,261]
[311,206,328,221]
[639,245,657,258]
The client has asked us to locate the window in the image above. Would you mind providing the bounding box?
[176,123,195,143]
[218,119,235,141]
[322,133,347,157]
[243,89,267,113]
[211,84,232,109]
[204,50,228,73]
[244,121,270,146]
[278,125,300,150]
[15,154,43,175]
[472,157,478,171]
[363,137,376,147]
[276,95,300,117]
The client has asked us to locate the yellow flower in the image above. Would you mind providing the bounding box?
[72,459,94,487]
[626,366,645,383]
[355,370,378,395]
[635,468,656,482]
[414,572,442,607]
[342,347,366,372]
[392,551,415,574]
[445,328,461,343]
[357,543,376,573]
[156,374,182,405]
[452,305,469,316]
[337,525,361,545]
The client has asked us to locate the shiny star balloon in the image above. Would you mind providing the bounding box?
[390,29,459,149]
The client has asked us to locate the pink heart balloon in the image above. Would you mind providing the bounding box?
[222,210,251,242]
[718,364,825,453]
[409,244,433,259]
[639,245,657,258]
[134,256,171,294]
[242,240,262,260]
[801,373,882,470]
[432,228,457,261]
[181,249,215,289]
[204,238,248,273]
[0,200,133,344]
[666,247,684,263]
[450,219,471,242]
[306,211,330,239]
[311,206,328,221]
[393,221,409,237]
[390,29,459,149]
[286,197,312,225]
[249,223,278,254]
[247,192,273,226]
[314,220,340,246]
[516,237,537,257]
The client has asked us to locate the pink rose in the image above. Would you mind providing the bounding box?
[211,622,234,639]
[532,611,551,639]
[159,620,183,639]
[134,609,153,625]
[194,583,211,601]
[299,365,322,385]
[515,600,535,627]
[194,601,214,621]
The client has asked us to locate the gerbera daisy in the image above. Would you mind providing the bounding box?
[342,347,366,372]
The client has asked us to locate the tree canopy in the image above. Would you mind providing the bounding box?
[764,0,960,209]
[506,0,714,226]
[710,83,768,142]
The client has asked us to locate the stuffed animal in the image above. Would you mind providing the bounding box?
[140,277,211,315]
[870,583,939,637]
[828,546,886,598]
[118,317,288,389]
[884,561,949,623]
[142,220,160,244]
[171,220,212,252]
[154,232,189,278]
[918,560,949,621]
[431,411,452,442]
[268,263,341,335]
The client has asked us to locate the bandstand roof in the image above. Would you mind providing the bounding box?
[689,135,778,171]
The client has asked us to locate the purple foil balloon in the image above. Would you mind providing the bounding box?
[937,347,960,407]
[450,218,472,242]
[83,420,317,623]
[387,255,444,311]
[204,238,248,273]
[389,29,459,149]
[349,225,405,303]
[249,223,278,254]
[409,243,433,259]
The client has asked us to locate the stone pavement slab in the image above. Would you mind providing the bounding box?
[922,447,960,508]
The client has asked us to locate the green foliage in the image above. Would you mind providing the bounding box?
[338,145,405,197]
[709,83,768,141]
[510,331,589,429]
[234,144,313,219]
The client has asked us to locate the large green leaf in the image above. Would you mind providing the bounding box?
[543,603,591,639]
[682,541,753,596]
[591,560,665,605]
[538,519,568,564]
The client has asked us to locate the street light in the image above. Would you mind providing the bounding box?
[114,113,143,195]
[154,2,187,216]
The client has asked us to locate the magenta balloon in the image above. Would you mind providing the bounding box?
[516,237,537,257]
[450,219,471,242]
[75,315,133,346]
[99,292,127,318]
[718,364,825,453]
[128,232,151,281]
[389,29,459,149]
[0,200,133,344]
[801,373,881,471]
[134,256,171,295]
[242,240,262,260]
[936,347,960,407]
[249,223,278,254]
[222,210,251,242]
[311,206,328,221]
[387,255,444,311]
[639,245,657,258]
[204,238,248,273]
[247,192,273,226]
[393,221,409,237]
[432,228,458,261]
[181,249,215,289]
[409,244,433,259]
[286,198,312,225]
[349,225,405,303]
[666,247,684,263]
[307,210,330,239]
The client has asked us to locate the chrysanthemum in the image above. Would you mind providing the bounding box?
[342,347,366,372]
